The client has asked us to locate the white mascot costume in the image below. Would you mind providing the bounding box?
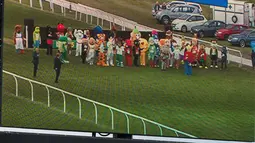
[74,29,84,56]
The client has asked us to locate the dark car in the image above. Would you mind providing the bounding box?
[228,29,255,48]
[190,20,226,38]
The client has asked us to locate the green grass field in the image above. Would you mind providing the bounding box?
[2,0,255,142]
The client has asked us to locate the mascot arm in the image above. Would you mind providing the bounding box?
[74,29,78,37]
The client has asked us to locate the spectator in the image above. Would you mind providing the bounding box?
[32,48,39,77]
[161,2,167,10]
[252,50,255,70]
[54,52,63,83]
[154,1,160,12]
[252,4,255,27]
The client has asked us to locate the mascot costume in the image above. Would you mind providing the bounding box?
[130,27,141,46]
[116,40,125,67]
[57,23,69,63]
[33,26,41,50]
[46,26,53,55]
[173,41,181,69]
[148,37,156,67]
[220,46,228,70]
[180,36,186,64]
[184,45,193,76]
[160,40,170,71]
[251,41,255,69]
[139,38,148,66]
[13,25,25,54]
[93,26,107,66]
[191,34,199,67]
[106,33,115,66]
[74,29,84,56]
[87,37,96,65]
[152,30,160,67]
[65,27,74,55]
[210,40,218,68]
[133,38,141,67]
[198,44,208,69]
[125,39,133,67]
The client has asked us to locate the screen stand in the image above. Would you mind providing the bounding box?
[92,132,132,139]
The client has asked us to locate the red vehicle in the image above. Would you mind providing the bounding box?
[215,24,248,40]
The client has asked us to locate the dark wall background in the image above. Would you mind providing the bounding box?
[29,27,167,49]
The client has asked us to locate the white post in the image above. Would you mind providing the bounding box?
[77,98,81,119]
[25,26,28,48]
[39,0,43,10]
[29,81,34,102]
[61,92,66,113]
[110,22,112,30]
[75,11,78,20]
[45,86,50,107]
[101,18,104,27]
[93,103,98,124]
[97,17,99,25]
[19,0,21,4]
[30,0,33,7]
[61,6,64,14]
[13,76,18,97]
[64,7,66,17]
[86,14,88,23]
[90,15,93,24]
[79,13,82,21]
[50,0,54,13]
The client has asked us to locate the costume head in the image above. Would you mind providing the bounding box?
[140,38,148,50]
[165,39,170,47]
[211,40,217,49]
[89,37,96,45]
[67,27,72,33]
[84,30,90,39]
[57,23,65,34]
[34,26,40,33]
[200,44,205,51]
[130,27,141,42]
[149,37,154,45]
[186,45,192,52]
[159,39,165,47]
[15,25,22,33]
[166,30,172,39]
[74,29,84,39]
[125,39,132,47]
[152,30,158,37]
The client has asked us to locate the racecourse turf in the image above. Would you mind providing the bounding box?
[2,0,255,142]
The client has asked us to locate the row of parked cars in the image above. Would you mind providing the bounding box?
[152,1,255,48]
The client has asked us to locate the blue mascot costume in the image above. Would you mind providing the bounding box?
[251,41,255,69]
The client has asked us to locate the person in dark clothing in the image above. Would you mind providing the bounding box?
[252,50,255,70]
[161,2,167,10]
[133,39,141,67]
[32,48,40,77]
[54,52,63,83]
[154,1,160,12]
[46,26,53,55]
[220,46,228,70]
[81,39,88,64]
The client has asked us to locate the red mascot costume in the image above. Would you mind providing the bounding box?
[125,39,133,67]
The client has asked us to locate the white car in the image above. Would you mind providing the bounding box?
[171,14,207,33]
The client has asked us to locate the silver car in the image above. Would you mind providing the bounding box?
[155,4,201,25]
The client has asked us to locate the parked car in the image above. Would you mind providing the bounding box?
[166,1,202,12]
[228,29,255,48]
[215,24,248,40]
[187,2,203,12]
[191,20,226,38]
[171,14,207,32]
[155,4,201,25]
[166,1,186,9]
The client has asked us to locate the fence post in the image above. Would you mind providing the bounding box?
[109,108,114,130]
[141,119,146,135]
[79,12,82,21]
[19,0,21,4]
[25,26,28,48]
[29,0,33,7]
[93,103,98,124]
[125,114,130,134]
[86,14,88,23]
[97,17,99,26]
[175,131,179,137]
[101,18,104,27]
[39,0,43,10]
[29,81,34,102]
[45,86,50,107]
[90,15,93,24]
[61,92,66,113]
[75,11,78,20]
[158,125,163,136]
[77,98,82,119]
[50,0,54,13]
[12,75,18,97]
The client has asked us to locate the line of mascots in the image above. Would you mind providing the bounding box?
[13,23,229,76]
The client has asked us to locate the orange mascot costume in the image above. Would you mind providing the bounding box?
[139,38,148,66]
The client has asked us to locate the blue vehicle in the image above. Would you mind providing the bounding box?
[228,29,255,48]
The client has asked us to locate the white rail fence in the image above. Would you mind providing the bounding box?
[16,0,250,67]
[3,70,197,138]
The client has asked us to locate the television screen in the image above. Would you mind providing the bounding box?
[1,0,255,142]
